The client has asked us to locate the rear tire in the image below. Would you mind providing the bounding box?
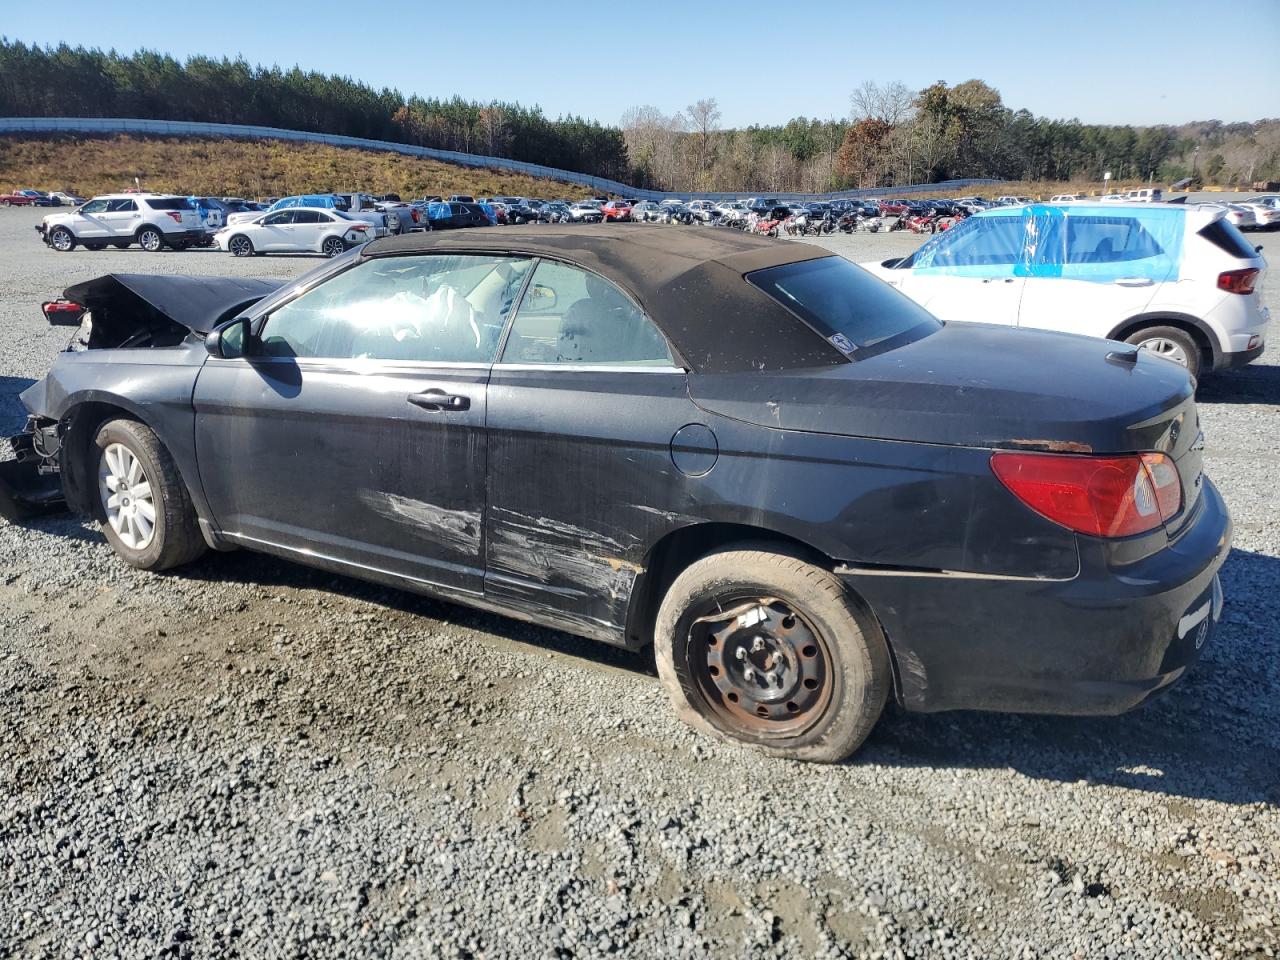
[92,419,207,572]
[137,227,164,252]
[1125,325,1202,380]
[655,545,890,763]
[321,236,346,258]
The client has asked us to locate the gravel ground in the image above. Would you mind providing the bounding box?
[1,207,1277,959]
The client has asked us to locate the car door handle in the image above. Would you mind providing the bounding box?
[1114,277,1154,287]
[407,389,470,412]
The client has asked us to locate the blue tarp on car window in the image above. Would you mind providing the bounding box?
[909,205,1184,283]
[1021,205,1184,282]
[425,202,453,221]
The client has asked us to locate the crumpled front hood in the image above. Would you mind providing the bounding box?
[63,274,285,338]
[687,323,1194,453]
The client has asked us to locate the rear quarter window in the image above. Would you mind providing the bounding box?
[747,256,941,359]
[144,197,195,211]
[1199,219,1258,259]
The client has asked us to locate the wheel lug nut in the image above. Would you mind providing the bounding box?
[735,648,747,660]
[750,637,766,653]
[743,667,754,682]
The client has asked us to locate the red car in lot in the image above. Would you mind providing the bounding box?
[602,200,633,222]
[877,198,910,215]
[0,190,36,206]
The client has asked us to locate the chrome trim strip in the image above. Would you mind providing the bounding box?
[494,364,686,374]
[834,563,1074,583]
[221,531,484,596]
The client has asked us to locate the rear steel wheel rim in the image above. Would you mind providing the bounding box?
[684,596,832,738]
[98,442,156,551]
[1136,336,1188,367]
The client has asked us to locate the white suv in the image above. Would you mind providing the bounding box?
[862,202,1268,380]
[36,193,206,252]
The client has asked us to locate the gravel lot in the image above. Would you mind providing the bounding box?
[1,206,1277,959]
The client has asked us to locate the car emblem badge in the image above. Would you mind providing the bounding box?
[1193,617,1209,650]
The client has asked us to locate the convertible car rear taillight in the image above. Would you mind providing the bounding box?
[991,451,1182,538]
[1217,268,1259,294]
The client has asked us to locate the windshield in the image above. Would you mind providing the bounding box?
[747,256,941,358]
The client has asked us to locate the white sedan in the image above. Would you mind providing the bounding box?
[215,207,378,257]
[1235,201,1280,231]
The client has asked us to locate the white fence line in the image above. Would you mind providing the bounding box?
[0,116,1006,200]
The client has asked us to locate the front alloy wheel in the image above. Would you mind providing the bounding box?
[92,419,207,571]
[228,235,254,257]
[99,442,156,551]
[49,227,75,252]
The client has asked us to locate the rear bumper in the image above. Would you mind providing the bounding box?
[1222,343,1265,369]
[844,477,1232,715]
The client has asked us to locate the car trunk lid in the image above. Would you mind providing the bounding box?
[688,321,1198,467]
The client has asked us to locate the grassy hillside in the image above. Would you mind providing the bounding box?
[0,134,596,200]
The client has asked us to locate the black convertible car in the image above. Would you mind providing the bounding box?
[0,227,1230,762]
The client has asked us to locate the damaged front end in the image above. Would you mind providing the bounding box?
[0,416,66,521]
[1,272,286,524]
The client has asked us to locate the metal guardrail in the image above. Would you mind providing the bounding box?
[0,117,1005,201]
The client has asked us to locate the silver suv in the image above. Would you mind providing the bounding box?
[36,193,206,252]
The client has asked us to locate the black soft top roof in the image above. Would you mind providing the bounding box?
[362,225,847,372]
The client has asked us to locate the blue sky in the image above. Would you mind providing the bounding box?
[3,0,1277,127]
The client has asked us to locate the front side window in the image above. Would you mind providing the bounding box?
[258,254,533,363]
[262,211,294,225]
[500,261,674,366]
[80,199,108,214]
[105,199,137,213]
[747,256,940,358]
[908,216,1025,275]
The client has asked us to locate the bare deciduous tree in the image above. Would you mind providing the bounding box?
[850,81,914,127]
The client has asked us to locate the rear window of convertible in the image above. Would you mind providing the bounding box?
[747,256,941,358]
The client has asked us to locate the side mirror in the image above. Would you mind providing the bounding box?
[205,316,252,359]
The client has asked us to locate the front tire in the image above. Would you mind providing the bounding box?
[1125,325,1202,380]
[655,546,890,763]
[93,419,207,571]
[228,234,254,257]
[49,226,76,252]
[137,227,164,252]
